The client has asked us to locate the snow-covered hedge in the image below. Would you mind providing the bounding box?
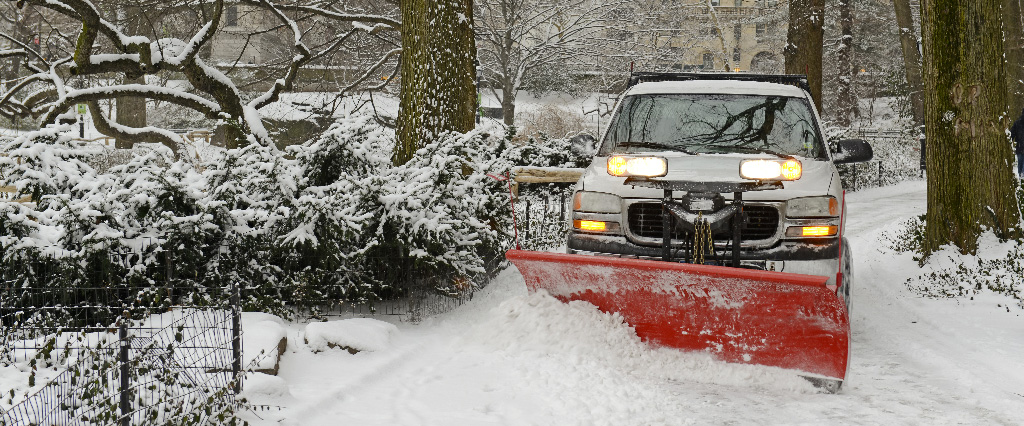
[0,117,514,317]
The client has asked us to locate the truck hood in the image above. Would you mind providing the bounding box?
[578,154,836,201]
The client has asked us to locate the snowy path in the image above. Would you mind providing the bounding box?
[243,181,1024,425]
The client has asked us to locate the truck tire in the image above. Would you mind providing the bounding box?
[840,237,853,313]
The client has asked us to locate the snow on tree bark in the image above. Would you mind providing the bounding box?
[1003,0,1024,116]
[785,0,825,112]
[834,0,856,127]
[395,0,477,166]
[921,0,1022,254]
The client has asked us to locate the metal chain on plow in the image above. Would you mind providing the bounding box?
[692,213,714,265]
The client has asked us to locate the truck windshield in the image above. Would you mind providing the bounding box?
[600,94,826,159]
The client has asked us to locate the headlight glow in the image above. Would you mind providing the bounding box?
[607,156,668,177]
[739,159,803,181]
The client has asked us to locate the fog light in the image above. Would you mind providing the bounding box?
[739,159,803,181]
[607,156,668,178]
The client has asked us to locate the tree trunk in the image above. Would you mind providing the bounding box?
[395,0,478,165]
[501,80,516,126]
[893,0,925,128]
[921,0,1021,254]
[1004,0,1024,116]
[834,0,855,127]
[785,0,825,112]
[115,75,147,149]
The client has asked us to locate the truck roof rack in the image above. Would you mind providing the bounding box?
[628,72,812,97]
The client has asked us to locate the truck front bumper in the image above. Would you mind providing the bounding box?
[567,232,841,284]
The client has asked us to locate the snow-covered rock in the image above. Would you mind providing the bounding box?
[243,313,288,375]
[303,318,398,354]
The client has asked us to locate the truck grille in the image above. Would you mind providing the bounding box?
[626,202,779,241]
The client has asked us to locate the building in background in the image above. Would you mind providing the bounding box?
[631,0,785,73]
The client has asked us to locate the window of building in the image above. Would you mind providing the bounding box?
[703,53,714,70]
[710,0,721,6]
[225,6,238,27]
[733,48,741,63]
[735,0,743,6]
[734,24,742,42]
[756,23,766,37]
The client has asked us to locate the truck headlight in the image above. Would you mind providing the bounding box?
[739,159,802,181]
[573,191,622,213]
[787,196,839,218]
[607,156,668,178]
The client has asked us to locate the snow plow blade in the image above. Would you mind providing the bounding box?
[506,250,850,384]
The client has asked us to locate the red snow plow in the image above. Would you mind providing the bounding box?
[506,250,850,390]
[506,174,852,392]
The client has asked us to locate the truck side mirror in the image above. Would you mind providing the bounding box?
[833,139,873,164]
[570,133,598,158]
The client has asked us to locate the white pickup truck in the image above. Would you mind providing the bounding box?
[568,73,873,308]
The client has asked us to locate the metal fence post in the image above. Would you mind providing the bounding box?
[878,162,883,187]
[559,194,566,231]
[525,199,531,243]
[232,284,242,395]
[119,313,130,426]
[853,164,858,191]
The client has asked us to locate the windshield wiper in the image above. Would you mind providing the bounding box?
[701,145,790,158]
[616,141,694,154]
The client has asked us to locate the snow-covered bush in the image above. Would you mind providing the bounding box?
[500,126,592,169]
[0,117,513,318]
[887,216,1024,313]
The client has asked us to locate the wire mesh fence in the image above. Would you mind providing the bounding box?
[1,246,484,425]
[1,305,239,426]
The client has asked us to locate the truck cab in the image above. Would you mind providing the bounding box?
[568,73,872,301]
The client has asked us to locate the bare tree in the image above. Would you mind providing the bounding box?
[893,0,924,128]
[475,0,620,126]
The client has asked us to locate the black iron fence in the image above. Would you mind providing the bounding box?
[514,193,571,251]
[836,128,923,191]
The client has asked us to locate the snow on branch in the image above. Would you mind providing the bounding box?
[0,0,403,150]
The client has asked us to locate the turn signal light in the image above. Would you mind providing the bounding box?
[786,226,839,237]
[574,220,608,232]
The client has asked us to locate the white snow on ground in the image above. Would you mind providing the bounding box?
[236,180,1024,425]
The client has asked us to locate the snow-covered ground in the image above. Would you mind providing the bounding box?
[237,180,1024,425]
